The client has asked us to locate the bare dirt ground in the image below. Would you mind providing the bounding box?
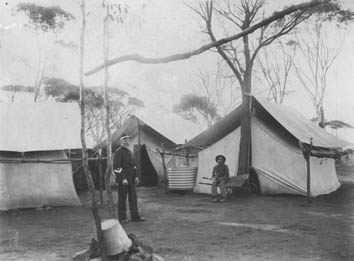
[2,172,354,261]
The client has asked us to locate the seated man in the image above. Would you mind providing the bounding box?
[211,155,229,203]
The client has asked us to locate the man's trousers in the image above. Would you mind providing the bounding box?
[211,179,227,199]
[117,184,140,221]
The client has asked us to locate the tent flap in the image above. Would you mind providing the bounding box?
[0,162,81,210]
[0,151,81,210]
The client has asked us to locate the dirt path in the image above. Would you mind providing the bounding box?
[2,177,354,260]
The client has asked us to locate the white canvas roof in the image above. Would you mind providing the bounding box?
[186,96,352,152]
[256,98,351,149]
[0,102,82,152]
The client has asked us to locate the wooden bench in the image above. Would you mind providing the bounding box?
[225,174,250,193]
[200,174,250,194]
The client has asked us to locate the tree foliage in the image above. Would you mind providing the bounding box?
[325,120,353,130]
[0,84,35,102]
[41,77,144,144]
[190,63,241,117]
[42,77,104,106]
[307,0,354,24]
[292,0,354,127]
[16,3,75,102]
[17,3,75,32]
[173,93,220,127]
[1,84,34,93]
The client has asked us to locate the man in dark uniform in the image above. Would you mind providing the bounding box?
[211,155,229,203]
[113,134,145,223]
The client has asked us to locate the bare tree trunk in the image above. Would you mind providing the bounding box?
[103,6,115,218]
[33,40,42,102]
[79,1,107,260]
[33,35,56,102]
[294,20,343,127]
[238,75,252,176]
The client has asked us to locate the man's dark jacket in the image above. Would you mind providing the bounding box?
[113,146,137,185]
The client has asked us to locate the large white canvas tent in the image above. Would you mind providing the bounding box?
[98,115,176,186]
[0,103,82,210]
[187,97,352,197]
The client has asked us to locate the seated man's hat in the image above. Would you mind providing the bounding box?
[215,155,226,163]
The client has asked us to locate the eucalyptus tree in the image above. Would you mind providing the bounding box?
[16,3,75,102]
[293,1,354,127]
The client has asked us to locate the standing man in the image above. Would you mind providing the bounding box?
[113,134,145,223]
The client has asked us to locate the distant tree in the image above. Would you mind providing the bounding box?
[77,0,105,259]
[293,0,354,128]
[0,84,34,102]
[310,117,353,136]
[16,3,75,102]
[42,77,103,105]
[257,39,297,104]
[42,77,144,146]
[190,61,241,117]
[325,120,353,130]
[111,96,145,129]
[173,93,220,127]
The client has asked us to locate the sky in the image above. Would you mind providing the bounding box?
[0,0,354,144]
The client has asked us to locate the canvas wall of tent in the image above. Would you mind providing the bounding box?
[96,115,177,187]
[0,103,82,210]
[178,96,352,197]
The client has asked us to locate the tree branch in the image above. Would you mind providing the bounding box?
[85,0,330,76]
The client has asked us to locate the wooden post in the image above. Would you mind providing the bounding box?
[137,117,141,146]
[307,139,313,203]
[160,143,169,192]
[98,149,104,204]
[305,152,311,203]
[136,118,142,183]
[133,144,142,183]
[300,139,313,203]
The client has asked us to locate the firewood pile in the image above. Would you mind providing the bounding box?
[108,233,164,261]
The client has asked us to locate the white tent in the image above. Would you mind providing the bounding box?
[0,103,81,210]
[189,97,351,197]
[98,116,177,186]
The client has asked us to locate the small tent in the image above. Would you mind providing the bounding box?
[97,116,176,186]
[0,102,82,210]
[187,97,352,197]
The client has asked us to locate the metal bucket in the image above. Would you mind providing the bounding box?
[168,166,198,190]
[101,219,132,256]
